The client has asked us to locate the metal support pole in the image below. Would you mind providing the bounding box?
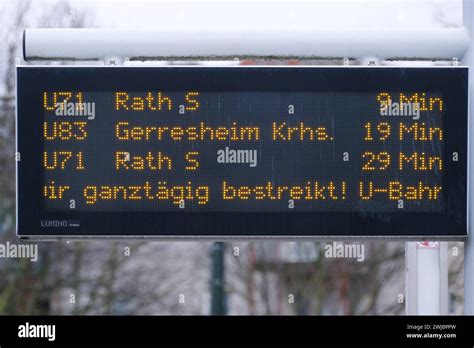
[406,242,448,315]
[417,242,441,314]
[464,0,474,315]
[210,242,226,315]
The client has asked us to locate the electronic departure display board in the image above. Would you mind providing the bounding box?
[16,67,468,239]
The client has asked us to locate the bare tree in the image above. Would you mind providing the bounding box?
[228,241,405,315]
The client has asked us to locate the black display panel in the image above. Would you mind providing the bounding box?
[16,66,468,238]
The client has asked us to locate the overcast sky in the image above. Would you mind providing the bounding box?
[64,0,462,29]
